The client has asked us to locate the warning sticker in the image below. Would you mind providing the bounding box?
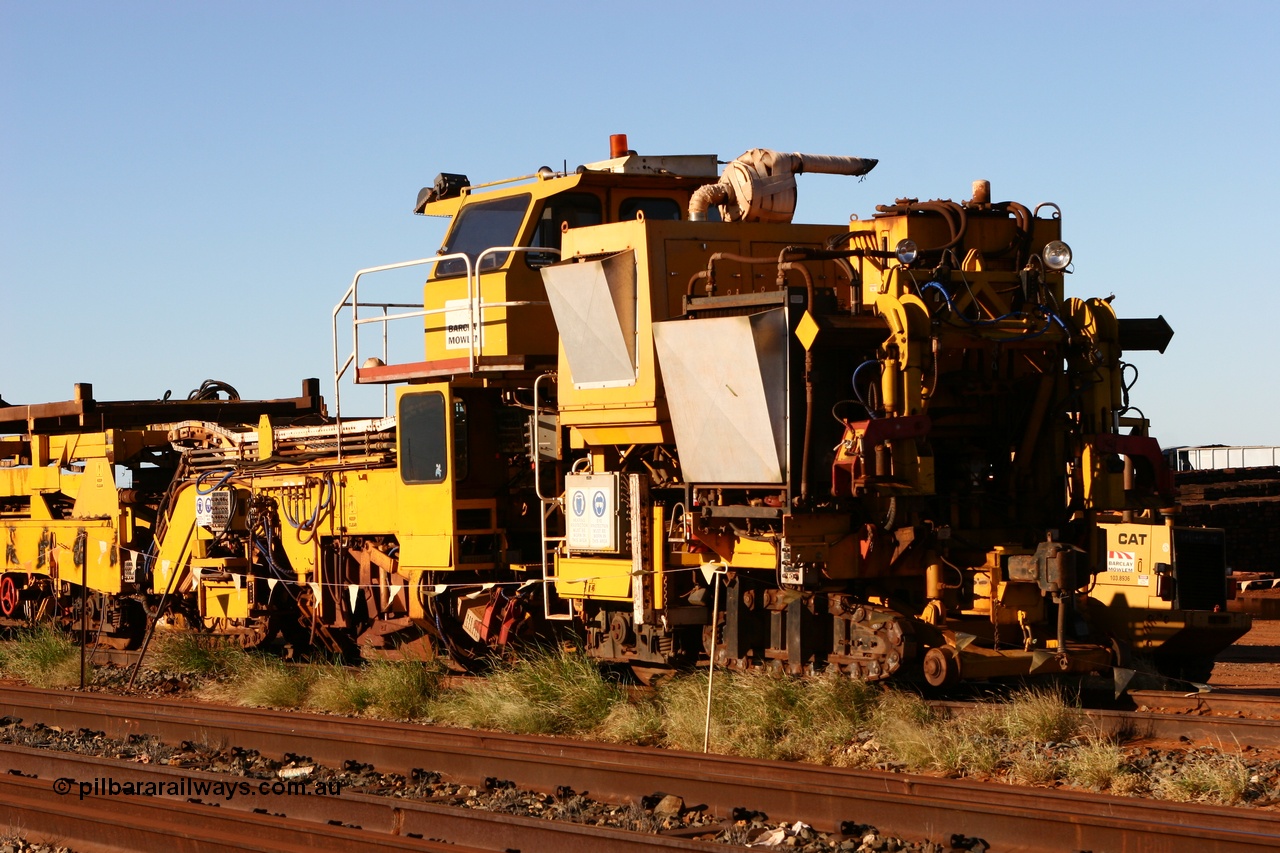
[1107,551,1136,573]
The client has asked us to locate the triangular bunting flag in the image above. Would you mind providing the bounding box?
[348,584,360,611]
[388,582,403,603]
[233,573,243,590]
[427,584,447,597]
[1113,667,1136,700]
[267,577,279,593]
[1028,649,1057,673]
[309,582,321,599]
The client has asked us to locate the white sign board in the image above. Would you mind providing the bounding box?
[444,298,483,351]
[565,473,618,552]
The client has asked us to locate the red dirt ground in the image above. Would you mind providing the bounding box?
[1210,618,1280,695]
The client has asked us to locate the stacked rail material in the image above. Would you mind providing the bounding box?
[1176,467,1280,575]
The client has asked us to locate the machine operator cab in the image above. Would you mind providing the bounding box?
[352,137,720,385]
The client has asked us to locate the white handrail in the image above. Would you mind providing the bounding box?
[332,253,471,418]
[470,246,560,373]
[332,246,561,417]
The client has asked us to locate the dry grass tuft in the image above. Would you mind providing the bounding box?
[1,626,86,687]
[429,647,623,735]
[1154,749,1253,805]
[595,697,665,746]
[361,659,442,720]
[306,663,374,715]
[657,669,876,762]
[211,655,315,709]
[149,633,247,678]
[1060,736,1125,791]
[1000,686,1086,744]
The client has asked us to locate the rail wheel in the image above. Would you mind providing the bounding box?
[922,646,961,688]
[0,575,20,617]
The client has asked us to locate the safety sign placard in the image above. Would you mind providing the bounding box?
[565,474,618,552]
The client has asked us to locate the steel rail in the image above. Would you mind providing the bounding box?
[0,743,722,853]
[0,771,484,853]
[933,699,1280,748]
[1128,689,1280,719]
[3,686,1278,852]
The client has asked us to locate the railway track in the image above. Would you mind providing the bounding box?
[1,743,720,853]
[932,693,1280,749]
[2,686,1279,852]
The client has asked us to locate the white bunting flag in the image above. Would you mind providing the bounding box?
[309,582,322,600]
[267,577,279,594]
[233,573,243,590]
[388,582,403,603]
[427,584,447,597]
[192,567,202,589]
[348,584,360,611]
[161,560,171,580]
[98,540,108,564]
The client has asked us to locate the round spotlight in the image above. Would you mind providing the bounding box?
[895,239,919,265]
[1043,240,1072,271]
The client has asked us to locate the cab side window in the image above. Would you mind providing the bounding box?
[400,392,448,484]
[527,193,603,267]
[619,197,682,221]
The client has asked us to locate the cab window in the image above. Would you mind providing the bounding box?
[526,193,603,267]
[400,392,448,484]
[436,194,531,277]
[619,196,682,221]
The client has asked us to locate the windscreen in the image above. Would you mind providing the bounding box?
[436,194,530,277]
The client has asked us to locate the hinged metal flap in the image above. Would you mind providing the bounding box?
[653,308,788,483]
[540,249,638,389]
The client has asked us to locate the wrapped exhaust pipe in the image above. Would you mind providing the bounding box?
[689,149,877,223]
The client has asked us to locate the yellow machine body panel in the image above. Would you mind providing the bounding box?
[1089,520,1249,660]
[550,219,846,446]
[554,553,633,601]
[1,428,166,596]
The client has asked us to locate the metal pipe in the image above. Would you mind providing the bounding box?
[790,153,878,176]
[688,252,792,298]
[688,182,731,221]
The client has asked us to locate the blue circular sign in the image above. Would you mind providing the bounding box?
[592,490,607,517]
[572,491,586,516]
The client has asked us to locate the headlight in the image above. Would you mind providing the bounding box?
[895,239,919,265]
[1043,240,1072,271]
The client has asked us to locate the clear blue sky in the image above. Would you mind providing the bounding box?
[2,1,1277,447]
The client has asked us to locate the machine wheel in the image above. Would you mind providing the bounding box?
[922,646,961,688]
[0,575,20,617]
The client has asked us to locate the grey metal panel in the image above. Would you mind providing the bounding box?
[653,308,788,484]
[540,250,637,388]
